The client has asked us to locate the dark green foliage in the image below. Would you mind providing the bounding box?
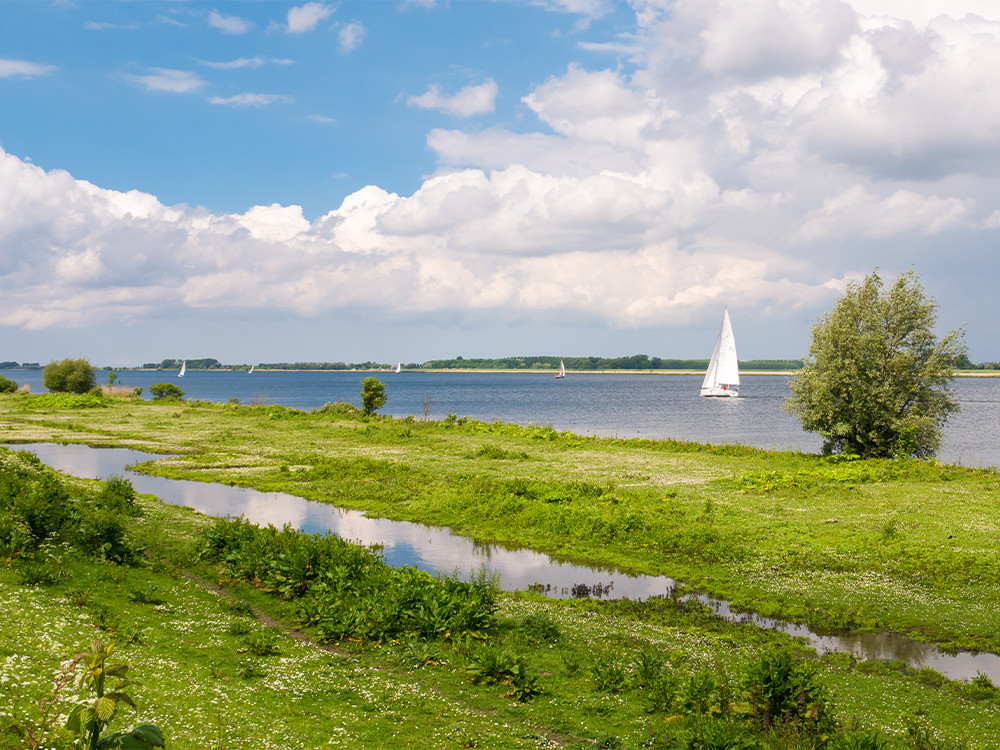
[42,357,97,394]
[243,630,281,657]
[202,518,498,644]
[744,646,832,735]
[0,449,72,547]
[0,448,140,563]
[591,654,628,693]
[465,642,541,701]
[787,269,966,458]
[95,475,141,517]
[75,506,137,564]
[830,730,891,750]
[148,382,185,400]
[360,376,387,416]
[0,375,17,393]
[517,611,561,644]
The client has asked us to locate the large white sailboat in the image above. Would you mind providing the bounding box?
[700,309,739,397]
[178,360,186,378]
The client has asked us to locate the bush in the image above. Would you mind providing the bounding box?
[360,376,386,416]
[149,382,185,400]
[42,358,97,394]
[0,375,17,393]
[744,646,832,735]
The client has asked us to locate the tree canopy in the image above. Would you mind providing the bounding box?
[786,269,966,459]
[42,358,96,394]
[360,377,387,416]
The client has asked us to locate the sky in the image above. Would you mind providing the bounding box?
[2,0,999,367]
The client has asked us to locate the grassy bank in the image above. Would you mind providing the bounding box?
[2,392,998,653]
[2,392,1000,747]
[2,443,1000,749]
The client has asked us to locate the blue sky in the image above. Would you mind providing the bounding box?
[2,0,999,366]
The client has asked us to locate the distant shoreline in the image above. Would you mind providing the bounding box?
[19,367,994,377]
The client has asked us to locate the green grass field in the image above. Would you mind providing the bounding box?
[2,392,999,748]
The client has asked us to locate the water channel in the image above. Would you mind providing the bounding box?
[9,441,1000,684]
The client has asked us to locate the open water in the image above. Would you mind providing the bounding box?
[3,368,999,467]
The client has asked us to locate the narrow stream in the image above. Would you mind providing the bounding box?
[9,442,1000,684]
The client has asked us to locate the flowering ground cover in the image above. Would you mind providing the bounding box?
[2,392,1000,747]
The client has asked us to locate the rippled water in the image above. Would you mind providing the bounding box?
[10,441,1000,684]
[4,369,999,467]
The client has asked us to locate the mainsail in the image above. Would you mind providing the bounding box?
[700,309,739,397]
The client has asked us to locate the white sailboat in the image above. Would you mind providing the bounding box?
[248,365,254,374]
[554,360,566,379]
[394,362,402,374]
[700,309,739,397]
[178,360,186,378]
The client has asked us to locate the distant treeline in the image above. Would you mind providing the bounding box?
[6,356,999,372]
[257,361,388,371]
[419,355,805,371]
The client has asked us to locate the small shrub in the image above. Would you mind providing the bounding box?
[227,619,254,636]
[243,630,281,657]
[0,375,17,393]
[466,643,541,701]
[745,646,832,735]
[75,506,137,564]
[129,585,164,605]
[316,400,362,418]
[518,611,561,644]
[95,474,140,517]
[560,650,582,676]
[16,559,60,586]
[149,382,185,400]
[591,654,628,694]
[66,587,92,608]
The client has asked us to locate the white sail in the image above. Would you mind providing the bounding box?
[555,360,566,378]
[700,309,739,397]
[248,365,254,374]
[394,362,402,374]
[178,361,186,378]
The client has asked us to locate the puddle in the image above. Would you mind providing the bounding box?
[8,442,1000,683]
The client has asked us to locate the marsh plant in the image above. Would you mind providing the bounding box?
[465,642,541,702]
[63,639,165,750]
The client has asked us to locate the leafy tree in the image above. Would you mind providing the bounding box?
[360,377,387,416]
[787,269,966,458]
[148,382,185,400]
[0,375,17,393]
[42,358,96,394]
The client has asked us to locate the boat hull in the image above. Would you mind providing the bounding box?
[700,386,739,397]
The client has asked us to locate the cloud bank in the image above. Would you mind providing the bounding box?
[3,0,999,353]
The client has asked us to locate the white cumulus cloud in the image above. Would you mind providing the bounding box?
[208,93,293,108]
[0,58,56,78]
[208,9,253,34]
[286,2,334,33]
[408,80,499,117]
[125,68,206,93]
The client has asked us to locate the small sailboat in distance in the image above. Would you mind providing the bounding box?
[700,309,739,397]
[555,360,566,379]
[394,362,402,374]
[248,364,254,374]
[178,360,186,378]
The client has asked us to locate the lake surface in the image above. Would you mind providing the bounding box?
[8,441,1000,684]
[4,369,999,467]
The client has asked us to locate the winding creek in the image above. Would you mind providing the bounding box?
[10,441,1000,684]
